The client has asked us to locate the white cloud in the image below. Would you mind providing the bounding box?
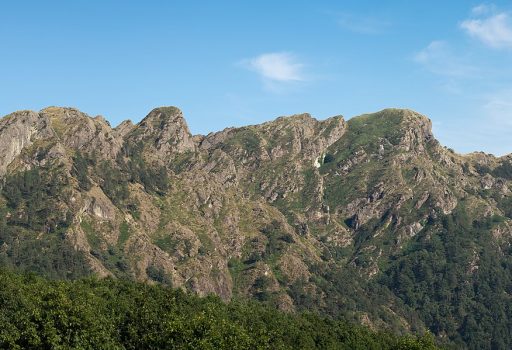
[461,7,512,49]
[414,41,476,77]
[471,4,495,16]
[243,52,305,82]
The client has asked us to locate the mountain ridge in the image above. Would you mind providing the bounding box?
[1,105,512,348]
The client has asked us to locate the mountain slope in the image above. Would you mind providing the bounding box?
[1,106,511,349]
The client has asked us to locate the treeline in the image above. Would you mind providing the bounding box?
[0,269,437,350]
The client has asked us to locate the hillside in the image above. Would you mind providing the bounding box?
[1,106,511,348]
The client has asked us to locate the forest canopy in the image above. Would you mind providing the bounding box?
[0,268,437,350]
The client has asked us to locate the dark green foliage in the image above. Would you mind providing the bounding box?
[323,153,335,164]
[0,268,437,349]
[379,207,512,349]
[2,108,511,349]
[260,220,294,257]
[120,141,169,195]
[252,276,273,301]
[289,202,512,349]
[97,161,129,205]
[118,221,131,246]
[497,195,512,219]
[1,166,71,232]
[475,161,512,180]
[0,226,90,279]
[146,265,172,285]
[75,142,169,207]
[475,164,491,176]
[492,161,512,180]
[0,166,90,279]
[71,151,92,191]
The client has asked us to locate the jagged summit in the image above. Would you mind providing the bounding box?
[137,106,185,129]
[127,106,196,158]
[350,108,433,133]
[0,106,508,163]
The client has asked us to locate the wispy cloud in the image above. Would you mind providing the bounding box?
[460,5,512,49]
[471,3,496,16]
[242,52,305,82]
[240,52,308,92]
[337,13,390,34]
[414,41,477,78]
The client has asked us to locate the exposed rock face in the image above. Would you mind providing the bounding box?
[114,120,135,139]
[127,107,196,163]
[0,110,54,176]
[41,107,124,160]
[1,105,512,347]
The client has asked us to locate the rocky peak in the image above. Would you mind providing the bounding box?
[397,109,434,148]
[40,106,122,159]
[128,107,196,159]
[317,115,346,148]
[201,113,345,161]
[114,120,135,139]
[0,110,54,176]
[344,108,435,157]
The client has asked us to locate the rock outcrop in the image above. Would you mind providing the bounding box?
[0,110,54,176]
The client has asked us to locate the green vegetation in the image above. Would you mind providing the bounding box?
[71,151,92,191]
[378,208,512,349]
[223,127,262,155]
[296,198,512,349]
[97,161,130,205]
[323,153,335,164]
[119,141,169,195]
[492,161,512,180]
[475,160,512,180]
[0,166,89,279]
[0,268,437,350]
[320,110,407,209]
[0,223,90,279]
[323,110,404,167]
[2,166,71,232]
[118,221,131,246]
[260,220,294,258]
[80,219,132,279]
[91,141,170,207]
[146,264,172,284]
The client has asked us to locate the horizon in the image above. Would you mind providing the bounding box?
[1,1,512,155]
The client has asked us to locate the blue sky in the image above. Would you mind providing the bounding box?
[1,1,512,155]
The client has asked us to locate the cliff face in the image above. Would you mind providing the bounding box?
[1,105,512,347]
[0,110,54,176]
